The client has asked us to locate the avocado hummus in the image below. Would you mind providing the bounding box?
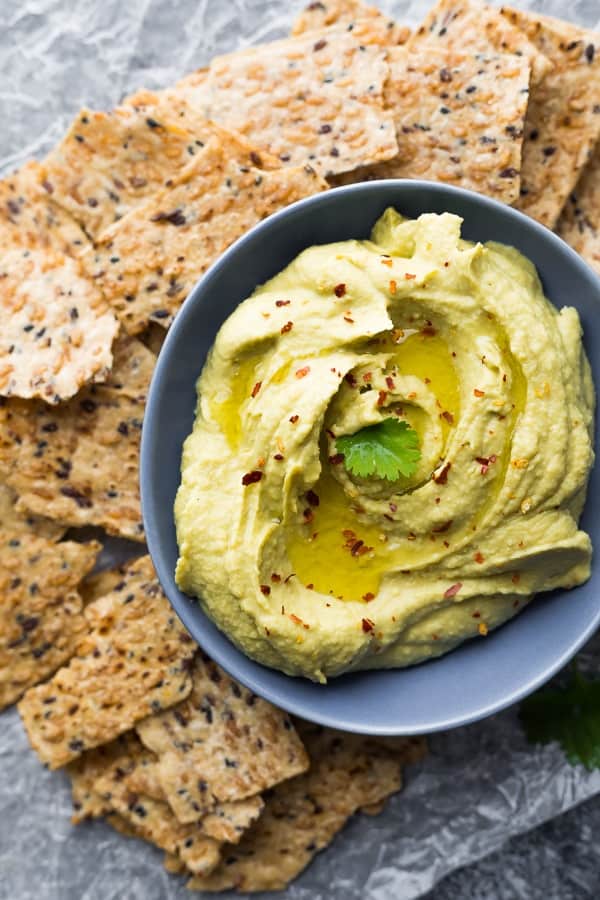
[175,210,594,682]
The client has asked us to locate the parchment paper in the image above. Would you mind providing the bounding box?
[1,1,600,898]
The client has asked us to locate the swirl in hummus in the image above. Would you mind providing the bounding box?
[175,210,594,682]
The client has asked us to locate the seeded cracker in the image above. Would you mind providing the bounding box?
[41,104,230,239]
[174,25,397,177]
[188,725,427,892]
[411,0,551,86]
[0,246,119,404]
[17,555,195,768]
[0,482,64,542]
[136,653,308,823]
[0,161,89,258]
[68,734,135,823]
[501,7,600,228]
[0,335,154,539]
[557,142,600,275]
[333,46,530,204]
[90,732,222,877]
[291,0,411,46]
[83,135,327,334]
[0,532,99,709]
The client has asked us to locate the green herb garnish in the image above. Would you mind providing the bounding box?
[335,418,421,481]
[519,665,600,771]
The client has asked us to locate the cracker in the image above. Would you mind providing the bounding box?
[17,555,195,769]
[176,26,398,177]
[0,335,154,540]
[136,653,308,823]
[83,136,327,334]
[0,535,99,710]
[93,732,222,877]
[0,161,89,257]
[188,725,426,892]
[0,482,64,542]
[105,813,143,840]
[0,246,119,404]
[333,46,530,204]
[164,852,187,875]
[40,105,232,239]
[500,8,600,227]
[557,142,600,275]
[139,322,167,357]
[68,734,134,823]
[200,797,265,844]
[291,0,410,46]
[410,0,551,85]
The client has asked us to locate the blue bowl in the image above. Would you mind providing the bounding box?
[141,180,600,735]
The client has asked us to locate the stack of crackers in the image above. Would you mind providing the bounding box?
[1,0,599,890]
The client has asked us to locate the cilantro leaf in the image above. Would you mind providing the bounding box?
[335,418,421,481]
[519,666,600,771]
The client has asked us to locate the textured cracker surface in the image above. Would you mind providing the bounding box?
[557,142,600,274]
[0,535,98,709]
[136,653,309,823]
[0,336,154,539]
[291,0,411,45]
[83,136,327,333]
[17,556,195,768]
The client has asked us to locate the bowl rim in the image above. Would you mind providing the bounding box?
[141,178,600,735]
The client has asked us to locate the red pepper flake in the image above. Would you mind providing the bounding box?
[513,599,520,608]
[363,592,375,602]
[389,279,397,295]
[443,582,462,599]
[242,470,263,486]
[251,381,262,398]
[433,461,451,484]
[472,610,481,618]
[407,532,416,541]
[422,326,436,336]
[289,414,299,424]
[295,366,310,379]
[511,573,520,585]
[273,453,284,461]
[306,583,314,590]
[377,390,387,407]
[381,257,393,267]
[362,371,372,383]
[385,375,395,390]
[305,489,320,507]
[474,551,485,564]
[280,321,293,334]
[260,585,271,595]
[362,617,375,633]
[275,299,290,307]
[271,573,281,583]
[404,273,416,280]
[441,410,454,424]
[334,283,346,297]
[345,372,357,387]
[350,540,364,556]
[343,315,355,324]
[389,502,397,512]
[290,612,310,629]
[329,452,344,465]
[303,508,314,523]
[432,519,453,534]
[473,388,485,397]
[443,540,450,548]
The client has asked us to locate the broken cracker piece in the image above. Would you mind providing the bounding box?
[334,46,530,204]
[0,161,89,258]
[0,246,119,404]
[410,0,551,85]
[92,732,222,877]
[0,534,99,710]
[17,555,195,768]
[174,26,397,177]
[501,7,600,227]
[0,335,154,540]
[200,796,265,845]
[291,0,410,46]
[188,724,426,892]
[557,142,600,275]
[83,136,327,334]
[0,482,64,542]
[41,105,229,239]
[136,653,308,823]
